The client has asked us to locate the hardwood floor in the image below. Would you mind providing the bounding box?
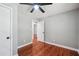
[18,35,79,56]
[18,40,79,56]
[18,43,32,56]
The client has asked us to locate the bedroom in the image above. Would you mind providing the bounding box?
[0,3,79,56]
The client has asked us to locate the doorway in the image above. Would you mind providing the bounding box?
[32,20,44,42]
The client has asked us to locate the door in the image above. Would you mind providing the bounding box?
[37,20,44,41]
[0,4,11,56]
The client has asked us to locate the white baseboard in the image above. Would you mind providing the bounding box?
[37,40,79,52]
[18,42,32,49]
[45,41,79,52]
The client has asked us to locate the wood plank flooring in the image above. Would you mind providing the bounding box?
[18,43,32,56]
[18,35,79,56]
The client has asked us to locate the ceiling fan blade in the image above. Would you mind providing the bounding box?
[30,7,34,13]
[20,3,52,6]
[38,3,52,5]
[20,3,34,5]
[39,7,45,13]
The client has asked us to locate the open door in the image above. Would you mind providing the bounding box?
[37,20,44,41]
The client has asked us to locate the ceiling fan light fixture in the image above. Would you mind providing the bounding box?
[20,3,53,13]
[34,5,39,10]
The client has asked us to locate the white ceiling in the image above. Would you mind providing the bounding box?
[19,3,79,20]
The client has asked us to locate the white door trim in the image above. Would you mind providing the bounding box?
[0,3,13,56]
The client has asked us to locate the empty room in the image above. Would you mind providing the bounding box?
[0,3,79,56]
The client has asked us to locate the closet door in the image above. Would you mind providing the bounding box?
[0,4,11,56]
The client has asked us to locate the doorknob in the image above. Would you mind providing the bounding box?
[6,37,10,39]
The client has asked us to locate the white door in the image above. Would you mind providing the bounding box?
[0,4,11,56]
[37,21,44,41]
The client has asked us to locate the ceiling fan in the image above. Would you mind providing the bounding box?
[20,3,52,13]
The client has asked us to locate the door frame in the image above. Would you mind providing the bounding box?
[0,3,13,56]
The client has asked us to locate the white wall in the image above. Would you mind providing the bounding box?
[78,9,79,49]
[18,5,32,46]
[44,9,79,49]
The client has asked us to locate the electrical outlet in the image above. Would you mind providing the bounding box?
[53,40,56,42]
[24,40,26,42]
